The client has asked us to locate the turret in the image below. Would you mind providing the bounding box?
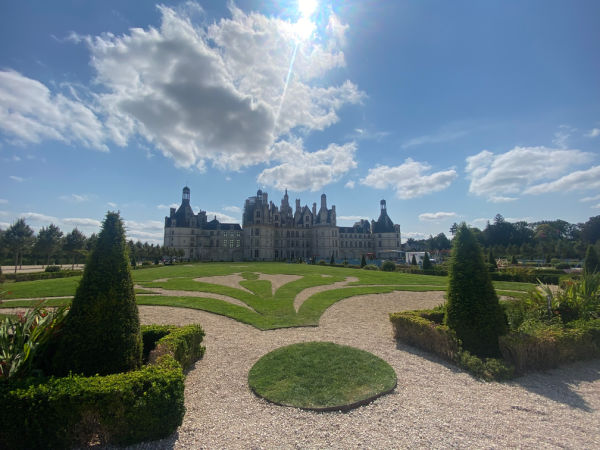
[182,186,191,203]
[380,199,386,212]
[321,193,327,209]
[295,199,301,212]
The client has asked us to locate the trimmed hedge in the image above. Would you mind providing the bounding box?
[490,272,559,285]
[390,310,459,362]
[4,270,82,282]
[390,310,514,380]
[499,319,600,373]
[0,324,205,449]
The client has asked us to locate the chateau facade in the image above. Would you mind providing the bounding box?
[164,187,401,262]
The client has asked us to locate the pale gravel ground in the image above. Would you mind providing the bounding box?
[121,290,600,450]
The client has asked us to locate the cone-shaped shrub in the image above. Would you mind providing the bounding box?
[584,245,599,274]
[422,252,433,271]
[444,223,507,357]
[54,212,142,376]
[360,254,366,268]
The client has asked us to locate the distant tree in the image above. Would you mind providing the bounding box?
[4,219,34,273]
[411,254,417,266]
[86,233,98,252]
[53,212,142,376]
[63,228,86,270]
[581,216,600,244]
[449,222,458,236]
[488,248,497,270]
[33,224,63,266]
[444,223,507,357]
[360,254,366,268]
[330,253,335,265]
[422,252,433,271]
[511,255,518,265]
[584,245,599,274]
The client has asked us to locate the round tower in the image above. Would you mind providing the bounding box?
[182,186,191,202]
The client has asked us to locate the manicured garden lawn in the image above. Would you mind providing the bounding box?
[248,342,397,410]
[0,262,535,329]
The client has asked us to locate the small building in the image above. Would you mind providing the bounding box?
[405,251,427,266]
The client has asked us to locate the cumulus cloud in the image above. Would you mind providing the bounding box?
[585,128,600,138]
[0,4,361,191]
[258,139,357,191]
[360,158,457,199]
[524,166,600,195]
[223,205,241,213]
[581,194,600,203]
[466,146,593,201]
[87,4,361,174]
[0,199,7,204]
[418,212,457,222]
[0,70,106,150]
[337,215,369,225]
[402,231,429,242]
[204,211,239,223]
[63,218,102,228]
[344,180,355,189]
[157,203,179,210]
[20,212,58,223]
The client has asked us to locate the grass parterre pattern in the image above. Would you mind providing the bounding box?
[0,262,534,329]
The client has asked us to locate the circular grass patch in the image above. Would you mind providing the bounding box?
[248,341,397,411]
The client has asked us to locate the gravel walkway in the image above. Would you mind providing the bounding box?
[123,290,600,449]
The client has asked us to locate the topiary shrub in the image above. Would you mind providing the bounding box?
[360,254,366,268]
[53,212,142,376]
[444,223,507,358]
[44,265,61,272]
[422,252,433,272]
[381,260,396,272]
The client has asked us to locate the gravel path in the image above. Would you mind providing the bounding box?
[123,290,600,449]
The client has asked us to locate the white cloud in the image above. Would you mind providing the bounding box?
[585,128,600,138]
[402,231,429,242]
[205,211,239,223]
[86,4,361,172]
[581,194,600,203]
[59,194,90,203]
[0,199,7,204]
[157,203,179,210]
[9,175,25,182]
[488,196,518,203]
[419,212,457,222]
[258,139,357,191]
[466,146,592,200]
[62,217,102,228]
[524,166,600,195]
[20,212,58,223]
[402,129,468,149]
[223,205,241,213]
[0,70,106,150]
[360,158,457,199]
[344,180,355,189]
[552,125,574,149]
[107,202,117,208]
[337,215,369,225]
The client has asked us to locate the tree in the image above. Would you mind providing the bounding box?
[411,254,417,265]
[53,212,142,376]
[422,252,433,271]
[360,254,366,268]
[330,253,335,265]
[63,228,86,270]
[449,222,458,236]
[581,215,600,244]
[444,223,507,357]
[488,248,497,270]
[33,224,63,266]
[4,219,34,273]
[584,245,599,274]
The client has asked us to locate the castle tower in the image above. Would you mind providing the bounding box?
[182,186,191,203]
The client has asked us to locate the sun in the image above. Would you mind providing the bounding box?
[298,0,318,18]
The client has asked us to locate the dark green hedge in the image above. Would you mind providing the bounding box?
[499,319,600,373]
[4,270,82,282]
[0,324,205,449]
[490,272,559,285]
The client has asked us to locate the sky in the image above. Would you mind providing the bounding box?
[1,0,599,245]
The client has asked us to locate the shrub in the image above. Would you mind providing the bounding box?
[422,252,433,272]
[363,264,379,271]
[44,265,61,273]
[53,212,142,377]
[555,263,571,270]
[318,260,326,265]
[360,254,366,268]
[0,324,205,449]
[381,260,396,272]
[0,302,68,379]
[444,223,507,357]
[584,245,599,274]
[4,270,81,282]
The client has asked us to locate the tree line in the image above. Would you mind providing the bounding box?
[405,214,600,262]
[0,218,183,272]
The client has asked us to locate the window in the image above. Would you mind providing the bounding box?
[236,240,240,247]
[230,240,234,248]
[223,239,227,246]
[254,249,259,258]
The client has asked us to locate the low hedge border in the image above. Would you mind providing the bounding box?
[390,310,514,381]
[0,324,205,449]
[499,319,600,373]
[4,270,82,282]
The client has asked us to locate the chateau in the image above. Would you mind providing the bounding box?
[164,187,401,262]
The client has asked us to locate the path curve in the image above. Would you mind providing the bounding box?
[293,276,359,312]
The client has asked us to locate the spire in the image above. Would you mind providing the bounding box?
[182,186,190,203]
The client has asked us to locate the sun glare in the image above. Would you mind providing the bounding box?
[298,0,318,18]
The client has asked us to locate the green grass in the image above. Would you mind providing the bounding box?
[0,262,534,330]
[248,342,397,410]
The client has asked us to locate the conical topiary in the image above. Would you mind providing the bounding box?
[444,223,507,357]
[54,212,142,376]
[584,245,599,274]
[422,252,433,271]
[360,254,366,268]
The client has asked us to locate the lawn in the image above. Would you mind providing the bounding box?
[0,262,535,329]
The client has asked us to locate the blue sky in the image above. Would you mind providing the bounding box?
[1,0,599,244]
